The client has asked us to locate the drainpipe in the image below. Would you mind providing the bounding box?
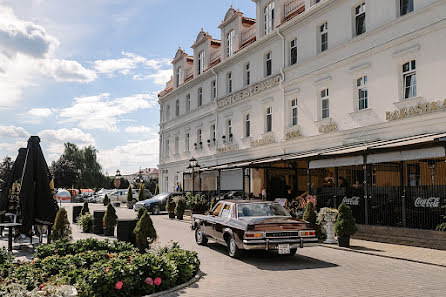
[276,28,287,143]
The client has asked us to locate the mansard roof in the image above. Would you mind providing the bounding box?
[192,29,212,48]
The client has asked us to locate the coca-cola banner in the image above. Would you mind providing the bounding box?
[414,197,441,208]
[342,196,360,206]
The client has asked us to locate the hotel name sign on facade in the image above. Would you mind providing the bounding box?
[217,74,282,109]
[386,99,446,121]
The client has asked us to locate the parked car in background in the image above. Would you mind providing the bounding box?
[133,192,182,214]
[191,200,318,258]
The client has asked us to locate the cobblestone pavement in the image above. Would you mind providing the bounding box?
[1,204,445,297]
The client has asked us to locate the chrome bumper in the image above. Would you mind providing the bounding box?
[242,237,319,250]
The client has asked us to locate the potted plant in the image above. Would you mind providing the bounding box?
[133,210,157,252]
[317,207,338,244]
[78,213,93,233]
[335,203,358,247]
[50,208,72,241]
[127,185,134,209]
[166,195,176,219]
[103,204,118,236]
[175,196,186,220]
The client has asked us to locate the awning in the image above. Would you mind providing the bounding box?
[309,155,364,169]
[367,146,445,164]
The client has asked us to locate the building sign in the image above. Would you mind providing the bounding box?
[386,100,446,121]
[251,136,276,148]
[217,144,239,154]
[414,197,440,208]
[217,74,281,109]
[342,196,360,206]
[285,130,301,140]
[318,121,338,134]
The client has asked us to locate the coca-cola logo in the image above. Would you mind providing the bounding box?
[414,197,440,208]
[342,196,360,206]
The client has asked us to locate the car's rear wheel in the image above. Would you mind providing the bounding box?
[152,204,161,215]
[195,226,208,245]
[227,235,242,258]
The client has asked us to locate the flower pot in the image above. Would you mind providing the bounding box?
[177,214,184,220]
[168,212,176,219]
[338,236,350,247]
[104,227,115,236]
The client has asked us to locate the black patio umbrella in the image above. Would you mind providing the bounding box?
[0,147,27,213]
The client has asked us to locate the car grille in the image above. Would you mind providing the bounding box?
[266,231,300,238]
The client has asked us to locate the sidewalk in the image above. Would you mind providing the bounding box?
[320,238,446,267]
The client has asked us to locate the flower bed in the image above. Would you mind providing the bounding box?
[0,239,200,297]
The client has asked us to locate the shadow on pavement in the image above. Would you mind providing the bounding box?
[349,245,383,252]
[206,242,338,271]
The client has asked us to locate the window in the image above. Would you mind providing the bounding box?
[166,105,170,121]
[290,38,298,65]
[175,136,179,154]
[403,60,416,99]
[321,89,329,119]
[227,30,235,58]
[186,94,191,112]
[291,99,298,126]
[197,129,202,147]
[198,88,203,107]
[320,22,328,52]
[175,100,180,117]
[266,107,272,132]
[245,114,251,137]
[186,133,190,152]
[355,3,366,36]
[212,203,224,216]
[220,204,231,218]
[400,0,414,16]
[165,139,170,157]
[211,80,217,100]
[264,2,275,35]
[175,67,182,87]
[265,52,272,77]
[198,51,205,75]
[211,124,216,142]
[227,72,233,94]
[357,76,368,110]
[244,63,251,86]
[226,119,232,140]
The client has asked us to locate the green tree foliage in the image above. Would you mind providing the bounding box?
[51,208,72,241]
[133,210,157,252]
[303,202,322,238]
[127,185,133,202]
[103,194,109,206]
[174,197,186,217]
[166,195,175,213]
[144,178,158,195]
[137,207,146,220]
[103,204,118,229]
[335,203,358,237]
[138,184,145,201]
[80,201,89,215]
[0,156,13,192]
[50,158,78,188]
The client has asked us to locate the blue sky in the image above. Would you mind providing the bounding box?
[0,0,255,174]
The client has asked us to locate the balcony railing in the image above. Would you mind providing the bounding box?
[184,68,194,82]
[241,25,256,47]
[284,0,306,21]
[210,50,221,64]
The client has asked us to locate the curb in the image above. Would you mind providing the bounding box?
[162,217,192,224]
[319,244,446,268]
[145,271,203,297]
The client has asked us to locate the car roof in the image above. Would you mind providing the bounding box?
[220,200,274,204]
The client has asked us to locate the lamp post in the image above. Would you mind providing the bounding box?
[187,157,200,196]
[114,169,121,189]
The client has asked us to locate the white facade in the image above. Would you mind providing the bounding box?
[158,0,446,193]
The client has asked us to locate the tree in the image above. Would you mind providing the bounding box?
[0,156,13,193]
[138,184,145,201]
[50,158,78,188]
[127,185,133,202]
[80,201,90,215]
[50,208,72,241]
[144,178,158,195]
[133,210,157,252]
[103,204,118,229]
[103,194,110,206]
[335,203,358,238]
[303,202,322,239]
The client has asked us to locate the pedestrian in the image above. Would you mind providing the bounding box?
[261,185,266,201]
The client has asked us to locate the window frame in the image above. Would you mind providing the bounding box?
[290,38,298,66]
[211,80,217,100]
[264,2,275,35]
[198,51,205,75]
[175,99,180,117]
[266,106,273,132]
[354,3,366,36]
[197,129,202,147]
[291,98,298,126]
[245,113,251,138]
[265,51,272,77]
[320,22,328,53]
[227,72,233,94]
[185,132,190,152]
[402,60,416,99]
[400,0,414,16]
[198,87,203,107]
[186,94,191,112]
[226,119,233,140]
[165,138,170,157]
[357,75,368,110]
[321,88,330,119]
[210,124,216,142]
[227,30,235,58]
[244,62,251,86]
[176,67,182,87]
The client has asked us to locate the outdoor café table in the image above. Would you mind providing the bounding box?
[0,222,22,251]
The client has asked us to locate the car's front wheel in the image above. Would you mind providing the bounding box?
[195,226,208,245]
[227,235,242,258]
[152,204,161,215]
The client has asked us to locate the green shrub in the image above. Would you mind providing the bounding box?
[335,203,358,237]
[166,195,175,213]
[303,202,322,239]
[436,205,446,231]
[127,185,133,202]
[50,208,72,241]
[0,247,13,278]
[78,213,93,233]
[134,211,157,252]
[80,201,89,215]
[138,184,145,201]
[174,197,186,216]
[186,193,208,214]
[137,207,147,220]
[103,204,118,229]
[103,194,110,206]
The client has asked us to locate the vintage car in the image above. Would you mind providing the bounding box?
[191,200,318,258]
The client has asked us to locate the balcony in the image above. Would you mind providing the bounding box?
[240,25,256,48]
[284,0,306,22]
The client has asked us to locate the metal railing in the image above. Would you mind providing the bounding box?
[284,0,306,21]
[210,50,221,64]
[241,25,256,46]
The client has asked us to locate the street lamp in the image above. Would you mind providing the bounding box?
[114,169,122,189]
[187,158,200,195]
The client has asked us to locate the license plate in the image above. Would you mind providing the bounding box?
[278,244,290,254]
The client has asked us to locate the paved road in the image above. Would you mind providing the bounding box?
[150,215,446,297]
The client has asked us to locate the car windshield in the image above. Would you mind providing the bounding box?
[237,203,291,218]
[151,193,169,200]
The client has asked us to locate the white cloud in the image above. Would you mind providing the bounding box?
[125,125,158,136]
[98,138,159,175]
[39,128,95,155]
[27,107,54,117]
[132,69,172,86]
[59,92,158,131]
[39,58,96,82]
[0,124,30,138]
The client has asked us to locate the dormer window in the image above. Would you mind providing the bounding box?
[264,2,275,35]
[198,51,206,75]
[176,67,182,87]
[227,30,235,58]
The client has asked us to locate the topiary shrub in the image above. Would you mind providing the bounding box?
[166,196,176,219]
[103,204,118,236]
[174,197,186,220]
[335,203,358,247]
[127,185,133,202]
[50,208,72,241]
[78,213,93,233]
[137,207,147,220]
[103,194,110,206]
[80,201,89,215]
[303,201,322,239]
[133,211,157,252]
[138,184,145,201]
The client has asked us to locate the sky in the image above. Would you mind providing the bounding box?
[0,0,256,175]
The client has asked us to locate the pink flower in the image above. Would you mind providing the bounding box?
[54,249,59,253]
[145,277,153,285]
[154,277,162,286]
[105,267,111,273]
[39,283,45,290]
[115,281,123,290]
